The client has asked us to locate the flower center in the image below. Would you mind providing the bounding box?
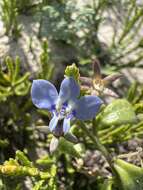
[60,103,75,119]
[53,100,75,120]
[50,101,76,136]
[60,102,68,117]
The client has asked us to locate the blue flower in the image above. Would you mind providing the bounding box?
[31,77,103,136]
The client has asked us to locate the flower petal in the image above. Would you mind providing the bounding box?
[75,96,103,120]
[63,118,71,134]
[49,115,59,132]
[31,79,58,109]
[59,77,80,103]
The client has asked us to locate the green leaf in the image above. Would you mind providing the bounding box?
[99,99,137,127]
[100,179,113,190]
[16,150,33,167]
[126,82,138,102]
[13,56,20,82]
[32,180,45,190]
[14,72,30,86]
[14,82,31,96]
[5,56,14,82]
[36,155,54,166]
[0,139,9,148]
[114,159,143,190]
[134,103,143,114]
[58,138,81,158]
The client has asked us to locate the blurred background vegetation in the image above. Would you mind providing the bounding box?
[0,0,143,189]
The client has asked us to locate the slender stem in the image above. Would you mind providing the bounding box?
[78,121,115,172]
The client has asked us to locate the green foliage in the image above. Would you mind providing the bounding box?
[37,0,107,60]
[100,179,114,190]
[0,56,32,170]
[0,56,30,101]
[126,82,143,105]
[16,150,33,167]
[0,151,57,189]
[0,139,9,149]
[99,159,143,190]
[39,1,75,41]
[126,82,138,103]
[16,0,33,14]
[0,159,39,177]
[58,138,83,158]
[110,1,143,68]
[38,40,54,80]
[35,0,143,67]
[114,159,143,190]
[99,99,137,127]
[119,7,143,43]
[1,0,21,39]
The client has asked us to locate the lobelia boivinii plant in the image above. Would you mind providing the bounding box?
[0,62,142,189]
[29,64,143,190]
[31,77,103,153]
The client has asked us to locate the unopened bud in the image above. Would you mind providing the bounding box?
[49,137,59,154]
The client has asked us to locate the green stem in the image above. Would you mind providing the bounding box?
[78,121,115,172]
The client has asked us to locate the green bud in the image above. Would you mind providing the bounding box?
[49,136,59,154]
[65,64,80,82]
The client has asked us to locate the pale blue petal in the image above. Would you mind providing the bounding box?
[31,80,58,110]
[63,118,71,134]
[59,77,80,103]
[75,96,103,120]
[49,115,59,132]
